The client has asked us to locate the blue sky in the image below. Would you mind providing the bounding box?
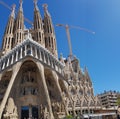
[0,0,120,95]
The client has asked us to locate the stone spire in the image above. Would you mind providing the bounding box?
[33,0,45,46]
[43,4,58,58]
[19,0,23,12]
[2,5,16,54]
[34,0,39,11]
[84,66,90,79]
[84,66,94,95]
[14,0,24,46]
[11,4,16,18]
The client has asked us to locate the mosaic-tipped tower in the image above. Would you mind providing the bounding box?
[0,1,101,119]
[43,4,58,58]
[2,5,16,54]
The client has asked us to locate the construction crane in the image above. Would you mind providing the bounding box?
[56,24,95,58]
[0,0,33,25]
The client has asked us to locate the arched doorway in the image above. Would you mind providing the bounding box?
[11,61,40,119]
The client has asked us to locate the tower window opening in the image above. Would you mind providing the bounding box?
[20,33,21,39]
[39,32,41,41]
[17,33,19,41]
[37,21,39,28]
[38,21,40,29]
[41,24,43,29]
[20,21,22,29]
[13,52,16,62]
[41,51,44,61]
[47,21,49,26]
[34,21,36,29]
[8,37,10,45]
[11,38,14,48]
[45,37,47,47]
[5,38,8,48]
[18,49,21,58]
[51,37,53,48]
[37,32,39,41]
[44,25,46,32]
[42,33,44,40]
[49,37,51,47]
[10,26,12,34]
[20,87,38,96]
[36,19,38,29]
[50,26,52,33]
[37,49,40,58]
[47,26,49,33]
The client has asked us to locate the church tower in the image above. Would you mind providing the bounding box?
[0,1,101,119]
[1,5,15,54]
[14,0,24,46]
[0,1,67,119]
[43,4,58,58]
[33,0,45,46]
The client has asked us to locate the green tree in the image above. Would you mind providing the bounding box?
[64,115,74,119]
[117,95,120,107]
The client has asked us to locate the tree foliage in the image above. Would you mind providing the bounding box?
[64,115,73,119]
[117,95,120,106]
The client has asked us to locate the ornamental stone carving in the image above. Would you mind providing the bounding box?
[3,97,18,119]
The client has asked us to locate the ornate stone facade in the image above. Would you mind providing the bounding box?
[0,0,101,119]
[3,97,18,119]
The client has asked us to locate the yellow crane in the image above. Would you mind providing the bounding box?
[56,24,95,58]
[0,0,33,25]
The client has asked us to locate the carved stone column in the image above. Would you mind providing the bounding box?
[15,50,18,61]
[39,49,42,61]
[47,54,50,65]
[35,47,38,58]
[11,54,14,64]
[0,73,3,81]
[0,62,22,119]
[25,45,27,56]
[30,44,33,56]
[51,70,69,115]
[36,62,54,119]
[7,57,10,67]
[3,97,18,119]
[2,62,5,70]
[43,51,46,63]
[20,47,23,59]
[29,105,32,119]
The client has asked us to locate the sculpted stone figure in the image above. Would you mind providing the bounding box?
[4,97,18,119]
[40,105,49,119]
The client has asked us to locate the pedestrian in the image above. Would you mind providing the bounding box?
[89,116,92,119]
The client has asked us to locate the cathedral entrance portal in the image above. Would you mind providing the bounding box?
[21,105,38,119]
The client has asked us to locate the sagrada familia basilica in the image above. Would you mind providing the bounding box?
[0,0,101,119]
